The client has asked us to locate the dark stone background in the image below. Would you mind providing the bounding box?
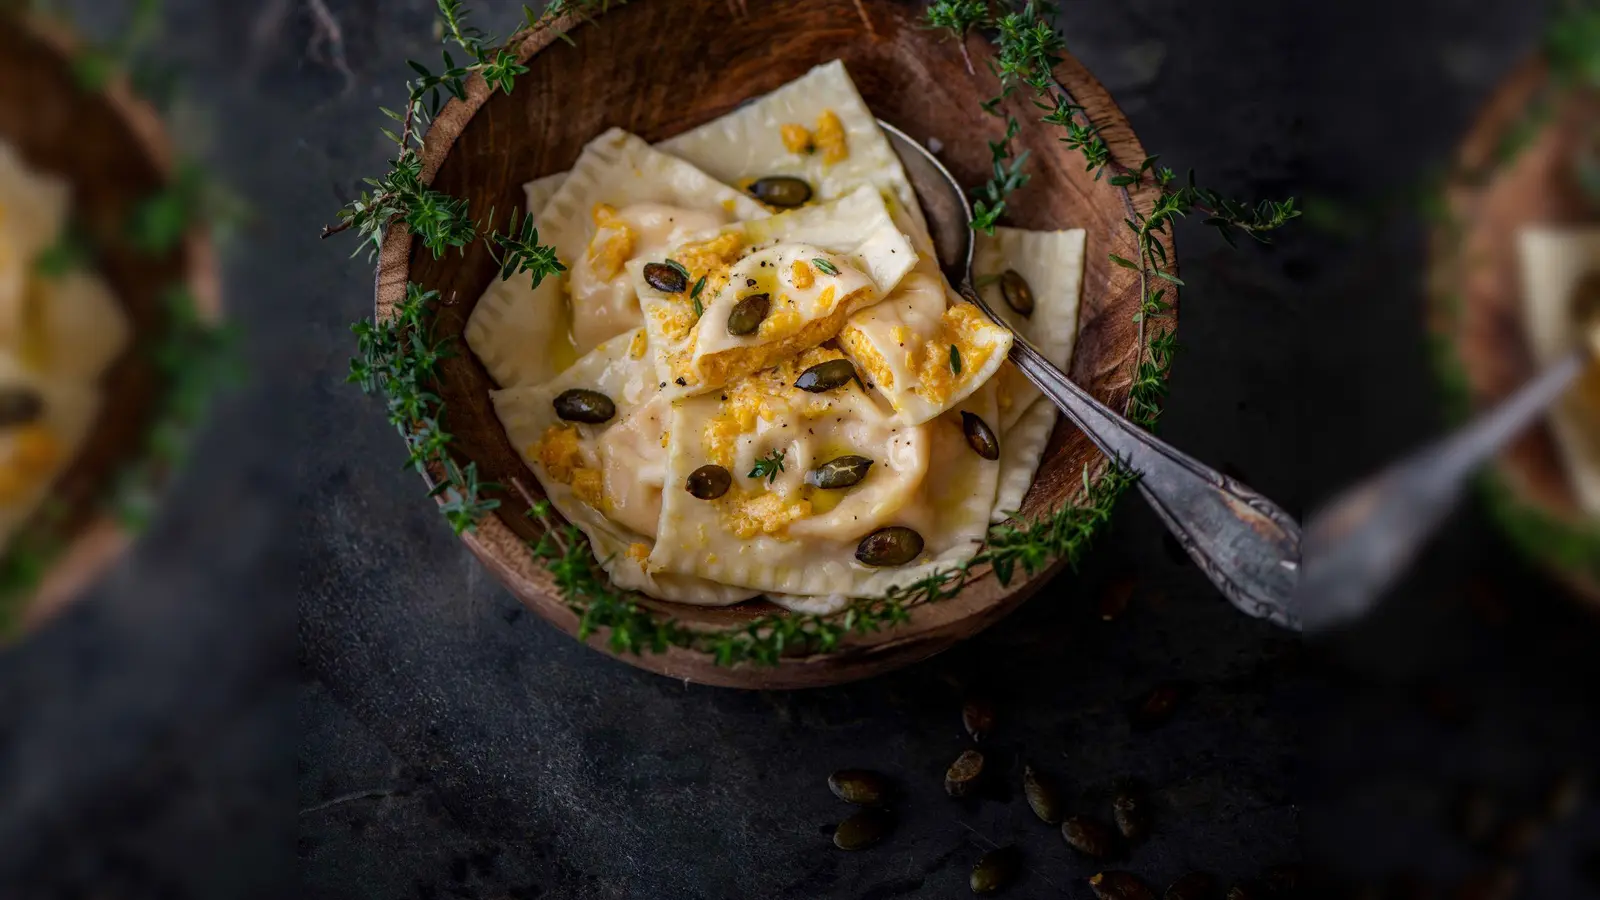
[1,0,1597,897]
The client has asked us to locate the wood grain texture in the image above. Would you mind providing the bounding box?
[374,0,1175,688]
[1430,58,1600,603]
[0,16,221,633]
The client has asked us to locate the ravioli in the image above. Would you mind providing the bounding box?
[633,185,918,397]
[19,269,131,383]
[660,59,931,252]
[466,131,768,389]
[646,347,999,596]
[0,352,99,547]
[0,143,70,347]
[836,270,1013,425]
[974,227,1085,431]
[493,328,757,607]
[1518,226,1600,516]
[539,128,770,353]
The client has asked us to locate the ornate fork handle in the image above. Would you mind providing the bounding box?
[963,285,1304,630]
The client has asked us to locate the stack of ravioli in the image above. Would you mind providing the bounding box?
[467,61,1085,613]
[0,140,129,552]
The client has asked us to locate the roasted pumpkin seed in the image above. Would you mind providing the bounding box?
[806,455,873,490]
[828,769,889,806]
[794,358,859,393]
[944,749,985,798]
[961,411,1000,460]
[1112,789,1149,842]
[0,386,42,427]
[970,846,1021,895]
[833,807,892,850]
[748,175,812,208]
[1022,764,1062,824]
[1129,682,1185,730]
[857,526,924,567]
[1089,871,1154,900]
[643,261,689,293]
[1164,872,1218,900]
[962,695,996,741]
[685,464,732,500]
[552,388,616,424]
[1000,269,1035,317]
[1062,816,1116,858]
[726,293,771,336]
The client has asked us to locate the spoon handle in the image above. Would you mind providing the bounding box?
[996,308,1303,630]
[1299,348,1587,631]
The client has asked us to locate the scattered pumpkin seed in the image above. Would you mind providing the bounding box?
[552,388,616,424]
[811,257,840,276]
[726,293,771,336]
[1164,872,1218,900]
[833,807,892,850]
[970,846,1021,895]
[1129,682,1185,730]
[643,261,689,293]
[806,455,874,490]
[0,386,42,428]
[949,344,962,375]
[1089,871,1154,900]
[748,175,813,208]
[1112,789,1149,843]
[944,749,985,798]
[961,411,1000,460]
[685,464,732,500]
[1062,816,1116,858]
[828,769,889,807]
[962,695,996,741]
[1022,765,1062,824]
[1000,269,1035,317]
[794,358,859,393]
[857,526,924,567]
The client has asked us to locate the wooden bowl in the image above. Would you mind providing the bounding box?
[1427,58,1600,603]
[0,16,221,635]
[377,0,1174,687]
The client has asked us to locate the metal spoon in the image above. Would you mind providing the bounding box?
[880,120,1303,630]
[1298,272,1600,632]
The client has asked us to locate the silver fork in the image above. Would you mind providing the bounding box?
[880,120,1303,630]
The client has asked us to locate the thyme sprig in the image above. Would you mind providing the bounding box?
[350,282,499,535]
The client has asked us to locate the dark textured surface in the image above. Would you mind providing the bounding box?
[3,0,1599,897]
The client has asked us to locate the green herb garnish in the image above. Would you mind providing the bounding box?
[811,257,840,276]
[665,259,691,280]
[749,449,786,484]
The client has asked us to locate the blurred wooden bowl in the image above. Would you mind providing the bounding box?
[376,0,1174,687]
[1428,58,1600,603]
[0,16,221,635]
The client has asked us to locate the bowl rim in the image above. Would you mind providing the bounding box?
[6,14,224,634]
[370,1,1177,687]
